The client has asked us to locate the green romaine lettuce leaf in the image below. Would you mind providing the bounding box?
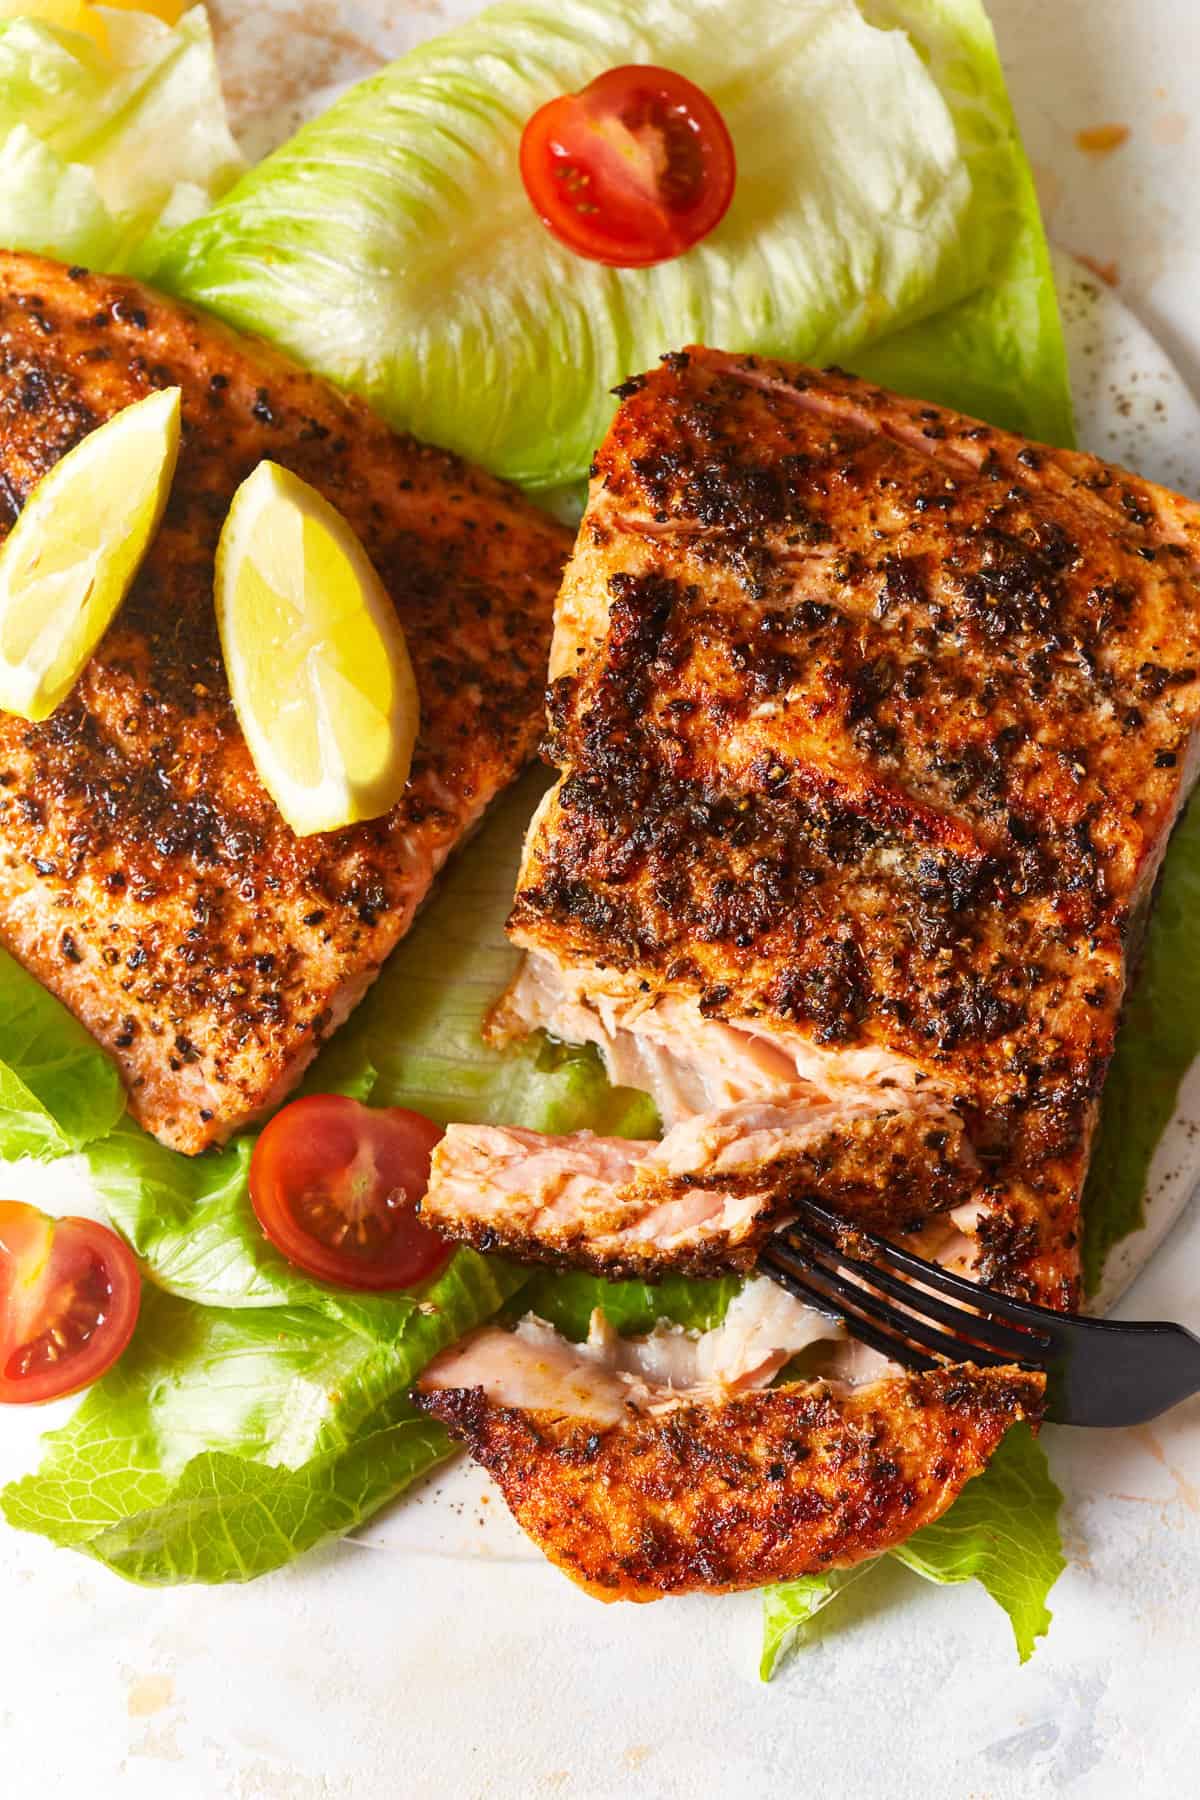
[0,6,242,273]
[1083,790,1200,1291]
[890,1420,1065,1658]
[87,1124,288,1309]
[152,0,1071,489]
[760,1562,878,1681]
[1,1254,524,1581]
[761,1421,1065,1678]
[348,774,658,1138]
[512,1268,740,1339]
[0,945,124,1159]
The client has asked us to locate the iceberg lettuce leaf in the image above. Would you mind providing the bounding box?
[153,0,1071,488]
[0,5,242,273]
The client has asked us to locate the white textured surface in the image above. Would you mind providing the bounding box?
[4,3,1200,1796]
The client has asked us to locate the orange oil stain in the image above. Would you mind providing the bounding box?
[1075,123,1131,155]
[1133,1426,1200,1514]
[1074,252,1120,287]
[127,1673,174,1719]
[1151,111,1189,147]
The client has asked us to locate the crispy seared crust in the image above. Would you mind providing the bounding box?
[422,1103,976,1279]
[509,349,1200,1305]
[436,1228,769,1281]
[416,1364,1045,1600]
[0,253,570,1151]
[427,1192,788,1280]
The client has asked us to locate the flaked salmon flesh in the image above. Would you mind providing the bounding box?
[490,946,934,1125]
[0,253,571,1152]
[424,1280,853,1423]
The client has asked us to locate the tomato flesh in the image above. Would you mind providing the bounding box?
[249,1094,451,1291]
[520,64,736,267]
[0,1202,141,1404]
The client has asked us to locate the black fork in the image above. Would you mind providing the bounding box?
[759,1199,1200,1426]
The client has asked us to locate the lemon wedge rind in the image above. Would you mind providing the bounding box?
[0,384,181,723]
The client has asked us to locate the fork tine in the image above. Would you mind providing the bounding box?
[791,1197,1053,1323]
[780,1215,1053,1358]
[761,1244,939,1371]
[765,1234,1014,1368]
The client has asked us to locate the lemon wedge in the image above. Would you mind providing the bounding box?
[0,385,181,722]
[215,461,419,838]
[0,1,185,44]
[0,3,109,48]
[100,0,186,19]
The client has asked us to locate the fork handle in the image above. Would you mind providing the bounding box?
[1049,1318,1200,1427]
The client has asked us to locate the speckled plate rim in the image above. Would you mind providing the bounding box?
[1051,247,1200,1313]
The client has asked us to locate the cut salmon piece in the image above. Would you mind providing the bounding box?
[423,1091,974,1278]
[463,348,1200,1308]
[0,253,571,1152]
[415,1282,1044,1600]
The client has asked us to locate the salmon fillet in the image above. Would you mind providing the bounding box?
[416,1282,1044,1600]
[0,253,570,1152]
[428,348,1200,1308]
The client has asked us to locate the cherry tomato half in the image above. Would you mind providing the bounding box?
[519,64,736,267]
[249,1094,451,1291]
[0,1202,141,1404]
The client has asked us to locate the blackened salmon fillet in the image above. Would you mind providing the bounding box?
[416,1283,1044,1599]
[0,252,571,1153]
[427,347,1200,1309]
